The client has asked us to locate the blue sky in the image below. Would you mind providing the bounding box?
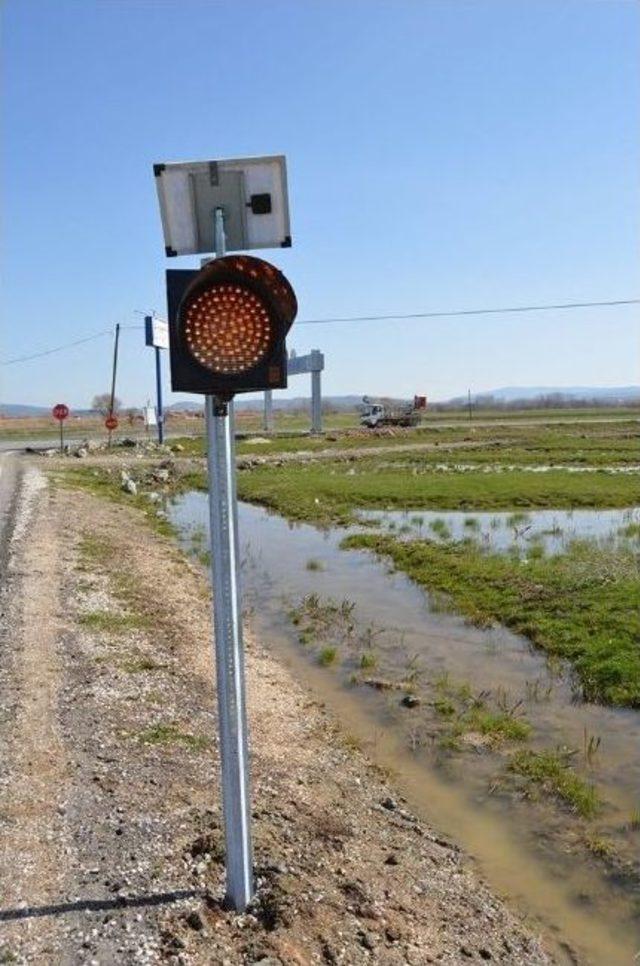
[2,0,639,408]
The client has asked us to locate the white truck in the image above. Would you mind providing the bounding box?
[360,395,426,429]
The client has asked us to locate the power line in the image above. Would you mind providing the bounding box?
[297,298,640,325]
[0,325,143,366]
[1,329,111,366]
[1,298,637,366]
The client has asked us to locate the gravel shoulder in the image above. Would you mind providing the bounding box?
[0,463,553,964]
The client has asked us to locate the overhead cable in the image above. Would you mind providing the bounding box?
[0,325,142,366]
[2,299,637,365]
[297,298,640,325]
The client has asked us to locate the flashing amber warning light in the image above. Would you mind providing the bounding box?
[166,254,297,396]
[185,285,271,375]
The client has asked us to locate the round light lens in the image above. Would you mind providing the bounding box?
[184,284,272,375]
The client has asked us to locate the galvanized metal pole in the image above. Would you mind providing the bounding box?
[263,389,274,433]
[205,395,253,911]
[155,346,164,444]
[204,206,254,911]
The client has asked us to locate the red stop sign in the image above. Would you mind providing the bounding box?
[105,414,118,431]
[52,403,69,421]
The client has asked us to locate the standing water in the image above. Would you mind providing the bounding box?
[169,493,640,965]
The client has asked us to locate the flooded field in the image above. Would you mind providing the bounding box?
[169,492,640,965]
[358,505,640,555]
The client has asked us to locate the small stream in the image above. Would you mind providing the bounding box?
[169,493,640,965]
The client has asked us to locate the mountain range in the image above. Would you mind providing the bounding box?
[1,387,638,417]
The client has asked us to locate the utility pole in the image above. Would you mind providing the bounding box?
[108,323,121,446]
[468,388,473,421]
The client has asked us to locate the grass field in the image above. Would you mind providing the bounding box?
[235,415,639,710]
[341,534,640,708]
[227,418,640,522]
[54,410,640,711]
[237,462,639,524]
[165,413,640,461]
[2,403,637,441]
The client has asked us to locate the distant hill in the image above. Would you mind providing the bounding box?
[0,403,97,417]
[3,387,638,417]
[0,403,50,417]
[470,386,640,403]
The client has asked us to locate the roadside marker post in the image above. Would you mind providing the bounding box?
[105,412,118,446]
[52,403,69,453]
[155,155,297,912]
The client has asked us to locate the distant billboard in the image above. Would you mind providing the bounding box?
[145,315,169,350]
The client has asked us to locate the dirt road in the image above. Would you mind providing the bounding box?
[0,459,553,964]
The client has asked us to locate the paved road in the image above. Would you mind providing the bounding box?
[0,453,22,568]
[0,432,199,453]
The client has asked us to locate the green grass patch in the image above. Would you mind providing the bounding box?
[434,697,456,717]
[54,467,176,536]
[78,610,148,633]
[619,522,640,538]
[470,711,531,741]
[342,534,640,708]
[121,655,166,673]
[433,675,531,742]
[78,532,114,565]
[137,723,210,751]
[318,646,338,667]
[509,748,601,818]
[237,461,639,526]
[583,832,618,859]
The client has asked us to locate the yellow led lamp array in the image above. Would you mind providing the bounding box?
[184,285,272,375]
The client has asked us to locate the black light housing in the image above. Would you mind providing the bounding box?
[167,254,297,397]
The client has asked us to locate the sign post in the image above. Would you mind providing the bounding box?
[155,154,296,913]
[203,213,253,910]
[105,412,118,446]
[52,403,69,453]
[205,391,253,909]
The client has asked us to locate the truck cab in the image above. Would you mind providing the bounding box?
[360,404,384,428]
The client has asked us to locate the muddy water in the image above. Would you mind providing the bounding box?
[169,494,640,965]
